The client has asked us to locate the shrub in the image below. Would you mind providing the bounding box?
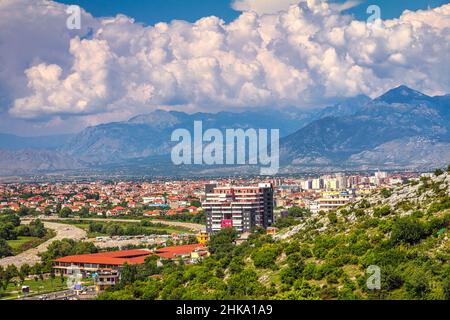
[327,212,338,224]
[405,270,430,299]
[284,241,301,256]
[390,217,428,245]
[288,207,311,218]
[373,206,391,217]
[381,266,404,291]
[427,196,450,214]
[381,188,392,198]
[0,238,13,258]
[251,244,280,270]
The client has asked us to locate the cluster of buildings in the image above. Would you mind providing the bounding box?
[271,171,414,215]
[1,171,416,295]
[54,244,209,292]
[0,180,207,217]
[0,171,417,230]
[202,171,416,234]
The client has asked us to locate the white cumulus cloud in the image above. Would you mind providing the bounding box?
[1,0,450,122]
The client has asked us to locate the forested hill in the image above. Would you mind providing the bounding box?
[99,167,450,300]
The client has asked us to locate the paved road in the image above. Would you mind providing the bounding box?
[21,286,97,300]
[22,286,97,300]
[30,216,206,232]
[0,221,87,268]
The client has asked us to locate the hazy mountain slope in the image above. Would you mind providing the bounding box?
[348,137,450,169]
[0,150,83,175]
[1,86,449,175]
[0,133,74,150]
[62,108,320,164]
[281,86,450,169]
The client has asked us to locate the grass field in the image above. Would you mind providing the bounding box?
[6,230,56,255]
[7,236,39,250]
[0,277,93,300]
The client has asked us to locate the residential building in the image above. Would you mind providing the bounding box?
[203,183,274,234]
[317,191,354,212]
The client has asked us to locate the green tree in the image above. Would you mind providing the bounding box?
[227,269,266,298]
[208,228,238,259]
[17,206,30,217]
[141,279,162,300]
[381,188,392,198]
[251,244,280,270]
[390,217,427,245]
[2,265,18,290]
[0,223,16,240]
[443,277,450,300]
[288,206,311,218]
[58,207,73,218]
[0,239,13,258]
[327,212,338,224]
[19,264,31,278]
[190,200,202,208]
[120,263,140,286]
[79,207,90,218]
[29,219,46,238]
[405,270,430,299]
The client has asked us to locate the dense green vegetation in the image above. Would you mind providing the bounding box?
[98,172,450,300]
[0,210,49,258]
[87,220,189,237]
[49,219,190,237]
[273,207,311,228]
[152,212,206,224]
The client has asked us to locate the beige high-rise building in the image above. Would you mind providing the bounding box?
[203,183,274,234]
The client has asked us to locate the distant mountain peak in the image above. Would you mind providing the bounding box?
[127,109,183,129]
[375,85,430,104]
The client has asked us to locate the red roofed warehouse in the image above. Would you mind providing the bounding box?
[54,249,152,276]
[53,244,209,277]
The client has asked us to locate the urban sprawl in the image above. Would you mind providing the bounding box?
[0,171,427,299]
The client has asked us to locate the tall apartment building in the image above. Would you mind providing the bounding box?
[203,183,274,234]
[312,178,323,190]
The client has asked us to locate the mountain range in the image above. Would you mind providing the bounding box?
[0,85,449,176]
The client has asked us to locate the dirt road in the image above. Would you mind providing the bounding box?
[0,221,87,268]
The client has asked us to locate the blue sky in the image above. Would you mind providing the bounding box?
[57,0,449,25]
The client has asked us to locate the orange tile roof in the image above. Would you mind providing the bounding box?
[54,245,208,265]
[54,249,151,265]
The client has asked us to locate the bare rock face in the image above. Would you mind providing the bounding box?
[281,86,450,170]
